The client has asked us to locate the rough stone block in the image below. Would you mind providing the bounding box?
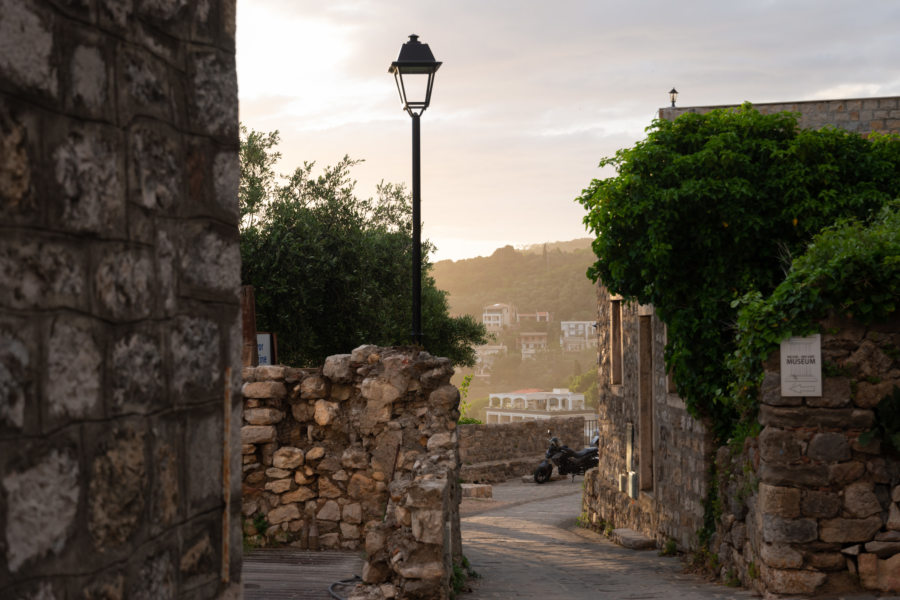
[762,514,817,544]
[111,331,163,415]
[0,236,87,311]
[244,407,284,426]
[807,377,852,408]
[760,542,802,569]
[186,411,223,510]
[0,0,57,96]
[844,482,882,518]
[242,381,286,399]
[762,567,826,595]
[314,399,339,426]
[759,463,828,488]
[829,461,865,485]
[0,317,36,431]
[47,316,102,422]
[341,447,369,470]
[282,486,315,504]
[88,427,146,550]
[889,504,900,531]
[759,405,873,429]
[241,425,275,445]
[323,354,353,383]
[188,49,238,138]
[343,503,362,524]
[807,432,850,463]
[52,125,125,235]
[758,483,801,518]
[412,509,444,545]
[317,500,341,522]
[3,448,79,572]
[265,479,291,494]
[273,447,304,469]
[864,541,900,558]
[820,516,883,543]
[267,504,300,525]
[807,552,846,570]
[171,316,220,401]
[305,446,325,461]
[802,490,841,519]
[855,381,895,408]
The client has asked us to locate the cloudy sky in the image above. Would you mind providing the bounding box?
[237,0,900,262]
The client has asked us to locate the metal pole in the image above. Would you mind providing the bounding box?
[411,113,422,345]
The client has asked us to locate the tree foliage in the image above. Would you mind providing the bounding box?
[577,104,900,437]
[239,125,487,367]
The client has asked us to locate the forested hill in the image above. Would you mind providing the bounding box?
[431,239,597,321]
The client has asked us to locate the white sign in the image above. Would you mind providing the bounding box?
[780,334,822,397]
[257,333,273,366]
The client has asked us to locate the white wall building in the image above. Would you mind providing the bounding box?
[484,388,595,424]
[482,303,518,331]
[560,320,597,351]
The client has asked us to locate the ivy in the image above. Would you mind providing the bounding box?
[577,104,900,439]
[729,203,900,425]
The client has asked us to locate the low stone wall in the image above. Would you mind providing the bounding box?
[458,417,585,483]
[716,315,900,596]
[241,346,462,600]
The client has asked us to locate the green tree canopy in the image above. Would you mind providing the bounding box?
[240,125,487,367]
[577,104,900,437]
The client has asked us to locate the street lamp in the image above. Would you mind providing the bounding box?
[390,34,441,345]
[669,87,678,107]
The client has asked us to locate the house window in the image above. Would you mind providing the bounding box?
[610,300,623,385]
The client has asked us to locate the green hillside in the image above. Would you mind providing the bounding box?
[431,239,597,321]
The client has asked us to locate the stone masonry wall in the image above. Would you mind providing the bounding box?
[583,286,714,551]
[660,96,900,135]
[458,418,585,483]
[0,2,241,599]
[241,346,462,600]
[715,315,900,596]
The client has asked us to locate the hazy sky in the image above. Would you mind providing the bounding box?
[237,1,900,262]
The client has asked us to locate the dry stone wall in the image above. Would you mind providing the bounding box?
[0,2,241,599]
[241,346,463,600]
[716,315,900,596]
[458,418,585,483]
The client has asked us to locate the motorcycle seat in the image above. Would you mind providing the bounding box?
[573,447,598,459]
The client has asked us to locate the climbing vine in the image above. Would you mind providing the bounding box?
[577,104,900,439]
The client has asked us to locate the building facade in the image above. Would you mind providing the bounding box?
[482,302,517,331]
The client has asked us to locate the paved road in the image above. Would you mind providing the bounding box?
[461,478,757,600]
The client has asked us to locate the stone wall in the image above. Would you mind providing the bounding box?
[0,2,241,599]
[715,315,900,596]
[582,287,714,551]
[241,346,462,600]
[458,417,586,483]
[660,96,900,135]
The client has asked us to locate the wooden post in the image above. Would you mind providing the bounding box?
[241,286,258,367]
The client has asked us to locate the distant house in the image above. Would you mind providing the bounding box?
[560,320,596,351]
[473,344,507,378]
[482,303,517,331]
[484,388,593,424]
[517,331,548,358]
[517,311,551,324]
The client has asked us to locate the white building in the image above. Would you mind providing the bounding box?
[484,388,595,424]
[482,303,518,331]
[473,344,507,377]
[560,320,597,351]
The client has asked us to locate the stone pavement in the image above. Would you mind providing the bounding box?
[460,478,892,600]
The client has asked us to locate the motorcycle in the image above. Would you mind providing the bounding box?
[533,429,599,484]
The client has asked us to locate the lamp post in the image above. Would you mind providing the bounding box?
[669,87,678,107]
[389,34,441,345]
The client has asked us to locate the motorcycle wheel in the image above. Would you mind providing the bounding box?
[533,465,551,484]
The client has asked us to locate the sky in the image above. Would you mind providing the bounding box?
[236,0,900,262]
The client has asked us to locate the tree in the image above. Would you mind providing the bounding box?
[239,125,488,367]
[577,104,900,437]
